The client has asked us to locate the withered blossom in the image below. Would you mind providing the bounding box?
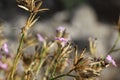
[17,0,48,13]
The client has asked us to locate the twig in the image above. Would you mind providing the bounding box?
[50,73,76,80]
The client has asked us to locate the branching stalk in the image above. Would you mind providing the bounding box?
[107,34,120,55]
[8,33,25,80]
[8,12,37,80]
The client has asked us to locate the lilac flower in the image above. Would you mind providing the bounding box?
[56,26,65,32]
[2,43,9,54]
[0,61,8,70]
[106,55,117,67]
[55,37,68,43]
[36,34,45,42]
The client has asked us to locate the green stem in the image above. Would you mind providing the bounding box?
[33,57,47,80]
[44,58,55,78]
[111,48,120,52]
[8,33,25,80]
[33,46,48,80]
[44,52,61,79]
[51,61,58,77]
[107,34,120,55]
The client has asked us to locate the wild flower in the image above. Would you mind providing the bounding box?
[55,37,68,43]
[36,33,45,42]
[0,61,8,70]
[55,27,70,47]
[106,55,117,67]
[2,43,9,55]
[0,42,10,58]
[56,26,65,32]
[56,26,66,37]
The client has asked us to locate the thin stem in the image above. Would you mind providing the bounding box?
[44,57,55,77]
[33,46,48,80]
[107,34,120,55]
[33,57,47,80]
[51,61,58,77]
[50,73,76,80]
[50,68,75,80]
[44,49,60,78]
[8,33,24,80]
[8,12,36,80]
[111,48,120,52]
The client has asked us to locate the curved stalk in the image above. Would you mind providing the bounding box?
[107,34,120,55]
[8,33,25,80]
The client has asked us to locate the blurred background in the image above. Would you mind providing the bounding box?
[0,0,120,80]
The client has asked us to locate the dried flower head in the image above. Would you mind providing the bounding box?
[72,46,110,80]
[17,0,48,13]
[89,37,97,56]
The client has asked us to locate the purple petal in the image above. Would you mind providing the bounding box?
[106,55,117,67]
[0,61,8,70]
[111,60,117,67]
[106,55,112,61]
[56,26,65,32]
[55,37,68,43]
[36,34,45,42]
[2,43,9,54]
